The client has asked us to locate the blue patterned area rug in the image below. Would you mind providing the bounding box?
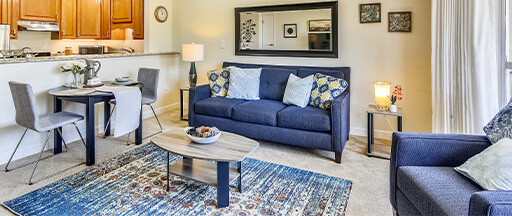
[3,144,352,215]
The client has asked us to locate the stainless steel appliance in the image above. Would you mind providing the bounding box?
[79,46,105,55]
[0,24,10,51]
[17,21,59,32]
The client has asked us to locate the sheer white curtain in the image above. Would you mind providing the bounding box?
[432,0,508,134]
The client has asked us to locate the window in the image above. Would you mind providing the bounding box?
[505,0,512,100]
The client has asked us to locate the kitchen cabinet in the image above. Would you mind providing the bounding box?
[101,0,110,39]
[60,0,76,39]
[77,0,101,39]
[131,0,142,39]
[19,0,59,22]
[111,0,131,23]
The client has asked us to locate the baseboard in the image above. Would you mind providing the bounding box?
[350,127,393,140]
[142,103,179,119]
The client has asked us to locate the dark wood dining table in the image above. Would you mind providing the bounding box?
[48,84,143,166]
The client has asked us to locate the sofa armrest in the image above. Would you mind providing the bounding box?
[330,92,350,153]
[469,191,512,216]
[188,84,211,126]
[390,132,490,209]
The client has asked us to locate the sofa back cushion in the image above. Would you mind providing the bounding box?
[222,62,351,100]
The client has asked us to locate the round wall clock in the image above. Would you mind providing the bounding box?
[154,6,168,23]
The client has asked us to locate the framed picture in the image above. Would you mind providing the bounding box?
[388,12,412,32]
[360,3,381,23]
[284,24,297,38]
[309,19,331,32]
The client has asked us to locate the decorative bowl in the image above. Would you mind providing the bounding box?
[184,127,221,144]
[115,77,131,82]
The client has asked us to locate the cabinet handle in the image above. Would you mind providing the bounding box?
[63,30,65,35]
[132,31,134,38]
[13,29,15,35]
[56,14,58,19]
[107,31,109,38]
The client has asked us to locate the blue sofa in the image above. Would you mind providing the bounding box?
[391,132,512,216]
[188,62,350,163]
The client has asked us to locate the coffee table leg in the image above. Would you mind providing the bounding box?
[166,152,170,192]
[238,161,242,193]
[217,162,229,208]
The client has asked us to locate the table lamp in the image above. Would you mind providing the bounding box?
[374,81,391,110]
[182,43,204,87]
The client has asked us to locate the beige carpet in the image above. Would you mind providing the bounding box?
[0,107,392,215]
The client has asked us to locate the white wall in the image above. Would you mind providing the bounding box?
[172,0,432,135]
[0,55,180,165]
[145,0,173,52]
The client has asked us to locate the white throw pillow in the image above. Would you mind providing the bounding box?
[282,74,314,108]
[455,138,512,190]
[226,66,261,100]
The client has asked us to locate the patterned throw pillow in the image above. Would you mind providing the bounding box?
[207,67,230,97]
[309,73,349,109]
[484,98,512,143]
[226,66,261,100]
[455,138,512,190]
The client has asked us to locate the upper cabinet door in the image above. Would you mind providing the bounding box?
[101,0,110,39]
[19,0,58,22]
[111,0,131,23]
[77,0,101,39]
[60,0,76,39]
[132,0,142,39]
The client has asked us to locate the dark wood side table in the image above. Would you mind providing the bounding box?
[367,104,403,159]
[180,88,189,121]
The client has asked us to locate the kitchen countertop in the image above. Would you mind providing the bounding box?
[0,51,180,65]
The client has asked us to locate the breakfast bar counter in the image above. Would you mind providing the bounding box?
[0,51,180,65]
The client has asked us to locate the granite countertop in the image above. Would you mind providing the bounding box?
[0,51,180,65]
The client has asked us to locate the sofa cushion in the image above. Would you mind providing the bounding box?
[195,97,246,118]
[309,73,349,109]
[259,68,298,101]
[298,68,346,80]
[278,106,331,132]
[397,166,483,216]
[232,100,287,126]
[282,74,314,108]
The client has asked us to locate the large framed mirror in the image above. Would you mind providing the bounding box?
[235,1,338,58]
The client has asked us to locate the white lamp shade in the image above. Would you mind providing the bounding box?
[182,44,204,62]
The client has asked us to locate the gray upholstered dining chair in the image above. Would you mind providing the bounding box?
[6,81,86,185]
[104,67,162,142]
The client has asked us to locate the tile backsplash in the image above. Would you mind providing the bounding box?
[10,31,144,54]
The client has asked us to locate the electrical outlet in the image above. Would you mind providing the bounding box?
[220,40,226,49]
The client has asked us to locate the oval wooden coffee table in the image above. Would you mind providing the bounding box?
[150,129,259,208]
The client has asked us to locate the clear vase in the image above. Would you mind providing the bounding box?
[71,73,80,88]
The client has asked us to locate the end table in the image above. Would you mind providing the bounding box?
[367,104,403,159]
[180,88,189,121]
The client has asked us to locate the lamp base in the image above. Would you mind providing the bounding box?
[189,62,197,87]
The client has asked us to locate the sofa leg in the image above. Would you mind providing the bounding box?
[335,152,342,163]
[393,209,399,216]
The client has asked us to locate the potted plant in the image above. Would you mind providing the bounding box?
[388,84,402,113]
[62,61,89,88]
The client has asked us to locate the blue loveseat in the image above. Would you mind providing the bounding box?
[188,62,350,163]
[391,132,512,216]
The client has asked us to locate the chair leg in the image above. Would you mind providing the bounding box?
[28,131,51,185]
[56,128,68,152]
[73,123,86,147]
[126,132,131,146]
[148,104,163,133]
[103,105,116,138]
[5,128,28,172]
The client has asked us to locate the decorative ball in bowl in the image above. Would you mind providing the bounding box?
[184,126,221,144]
[115,76,131,82]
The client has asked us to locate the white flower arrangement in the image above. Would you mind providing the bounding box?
[61,61,89,75]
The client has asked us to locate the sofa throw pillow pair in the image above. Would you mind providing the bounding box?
[207,66,261,100]
[283,73,348,109]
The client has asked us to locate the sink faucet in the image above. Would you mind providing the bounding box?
[120,47,134,54]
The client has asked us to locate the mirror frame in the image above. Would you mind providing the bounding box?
[235,1,338,58]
